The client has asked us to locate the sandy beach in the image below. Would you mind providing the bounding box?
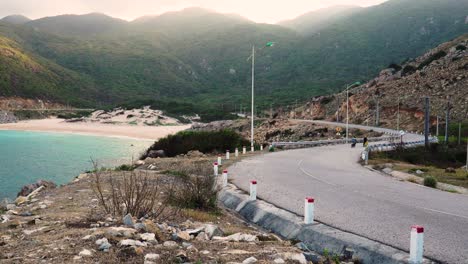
[0,118,190,141]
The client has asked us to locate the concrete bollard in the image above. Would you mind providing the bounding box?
[222,170,228,187]
[235,148,239,157]
[409,225,424,263]
[249,180,257,201]
[213,162,219,176]
[260,145,263,151]
[251,146,254,152]
[217,155,222,166]
[304,197,315,224]
[243,146,246,154]
[226,150,230,160]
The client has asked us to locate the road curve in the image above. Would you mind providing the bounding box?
[229,121,468,263]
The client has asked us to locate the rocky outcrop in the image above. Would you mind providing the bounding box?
[17,180,56,197]
[0,111,16,124]
[67,106,183,126]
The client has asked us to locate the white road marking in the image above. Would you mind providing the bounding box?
[298,159,337,186]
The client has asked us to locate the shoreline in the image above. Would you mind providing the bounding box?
[0,118,190,141]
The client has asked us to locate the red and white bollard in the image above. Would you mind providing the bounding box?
[226,150,230,160]
[217,155,222,166]
[213,162,219,176]
[410,225,424,263]
[249,180,257,200]
[243,146,246,154]
[235,148,239,158]
[222,170,228,187]
[304,197,315,224]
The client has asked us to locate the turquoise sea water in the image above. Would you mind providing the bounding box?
[0,130,152,200]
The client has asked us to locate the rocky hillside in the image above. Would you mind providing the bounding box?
[290,34,468,132]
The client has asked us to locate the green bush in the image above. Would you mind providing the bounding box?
[115,164,136,171]
[423,176,437,188]
[143,130,249,158]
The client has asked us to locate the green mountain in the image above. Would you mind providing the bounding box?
[278,5,362,35]
[0,27,100,105]
[0,15,31,25]
[0,0,467,117]
[26,13,128,37]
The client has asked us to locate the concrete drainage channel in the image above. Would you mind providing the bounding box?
[219,184,436,264]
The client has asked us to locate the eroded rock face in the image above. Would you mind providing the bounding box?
[17,180,56,197]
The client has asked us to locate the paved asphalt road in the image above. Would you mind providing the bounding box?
[229,120,468,263]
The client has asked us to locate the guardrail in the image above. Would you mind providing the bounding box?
[367,137,439,153]
[361,137,439,164]
[272,134,401,149]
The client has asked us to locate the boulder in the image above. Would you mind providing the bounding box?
[281,253,307,264]
[176,231,191,241]
[140,233,157,242]
[242,256,258,264]
[96,238,111,251]
[148,150,166,158]
[122,214,134,227]
[213,233,258,242]
[106,227,137,238]
[118,239,147,247]
[445,167,456,173]
[163,241,178,248]
[145,253,160,263]
[204,224,224,239]
[17,180,56,197]
[78,249,93,257]
[14,196,28,206]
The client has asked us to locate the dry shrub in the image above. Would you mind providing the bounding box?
[165,161,219,211]
[91,160,174,219]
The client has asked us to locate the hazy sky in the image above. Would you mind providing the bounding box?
[0,0,389,23]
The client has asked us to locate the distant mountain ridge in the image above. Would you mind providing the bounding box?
[0,15,31,25]
[0,0,467,117]
[278,5,363,35]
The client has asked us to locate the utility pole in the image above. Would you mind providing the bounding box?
[424,97,430,148]
[270,103,273,119]
[250,45,255,150]
[397,97,400,131]
[445,97,450,144]
[375,98,380,127]
[458,122,462,145]
[346,87,350,143]
[295,99,298,119]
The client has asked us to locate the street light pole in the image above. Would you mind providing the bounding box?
[251,45,255,151]
[345,82,360,143]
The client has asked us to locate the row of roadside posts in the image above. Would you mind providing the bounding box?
[213,142,425,264]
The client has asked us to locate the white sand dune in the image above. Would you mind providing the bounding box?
[0,118,190,141]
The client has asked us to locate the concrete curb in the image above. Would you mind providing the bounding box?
[219,185,436,264]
